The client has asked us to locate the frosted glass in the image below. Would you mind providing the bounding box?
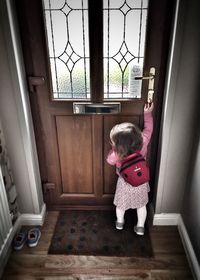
[43,0,90,99]
[43,0,65,10]
[43,0,149,100]
[103,0,149,99]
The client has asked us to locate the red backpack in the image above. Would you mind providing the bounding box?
[119,153,150,187]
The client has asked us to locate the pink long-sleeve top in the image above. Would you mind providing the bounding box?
[106,111,153,168]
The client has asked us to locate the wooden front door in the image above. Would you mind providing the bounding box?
[16,0,174,210]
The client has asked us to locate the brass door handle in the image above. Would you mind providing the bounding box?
[134,67,155,103]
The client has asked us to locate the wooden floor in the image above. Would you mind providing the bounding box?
[2,211,194,280]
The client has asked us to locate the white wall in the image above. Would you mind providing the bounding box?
[0,0,44,214]
[155,0,200,213]
[181,116,200,263]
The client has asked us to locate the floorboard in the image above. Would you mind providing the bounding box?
[1,211,194,279]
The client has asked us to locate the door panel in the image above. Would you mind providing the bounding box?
[15,0,175,209]
[56,116,93,194]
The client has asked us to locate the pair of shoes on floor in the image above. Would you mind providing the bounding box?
[115,221,145,236]
[13,228,41,250]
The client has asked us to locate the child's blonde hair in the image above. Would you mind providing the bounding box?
[110,122,142,159]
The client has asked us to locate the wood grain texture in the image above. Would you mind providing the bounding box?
[56,116,93,194]
[2,211,194,279]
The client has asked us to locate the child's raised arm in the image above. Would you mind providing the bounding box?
[140,102,154,157]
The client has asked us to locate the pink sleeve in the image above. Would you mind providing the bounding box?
[140,112,153,157]
[106,149,120,166]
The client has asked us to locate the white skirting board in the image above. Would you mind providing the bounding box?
[19,203,47,226]
[153,213,200,280]
[153,213,180,225]
[0,203,46,278]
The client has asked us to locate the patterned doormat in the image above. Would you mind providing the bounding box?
[48,210,153,257]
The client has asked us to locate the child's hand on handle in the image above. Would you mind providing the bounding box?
[144,101,154,113]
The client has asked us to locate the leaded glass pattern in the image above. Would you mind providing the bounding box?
[43,0,90,99]
[103,0,149,99]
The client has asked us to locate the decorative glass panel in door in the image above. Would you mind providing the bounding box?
[43,0,149,101]
[43,0,90,99]
[103,0,149,99]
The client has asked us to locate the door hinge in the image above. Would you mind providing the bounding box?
[42,182,55,193]
[28,76,45,93]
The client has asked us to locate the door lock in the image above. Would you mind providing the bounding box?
[134,67,155,103]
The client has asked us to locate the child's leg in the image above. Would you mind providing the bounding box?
[136,205,147,227]
[134,205,147,235]
[115,207,125,230]
[116,207,125,223]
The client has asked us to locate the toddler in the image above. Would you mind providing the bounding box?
[106,103,154,235]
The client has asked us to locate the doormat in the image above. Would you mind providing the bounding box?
[48,210,153,257]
